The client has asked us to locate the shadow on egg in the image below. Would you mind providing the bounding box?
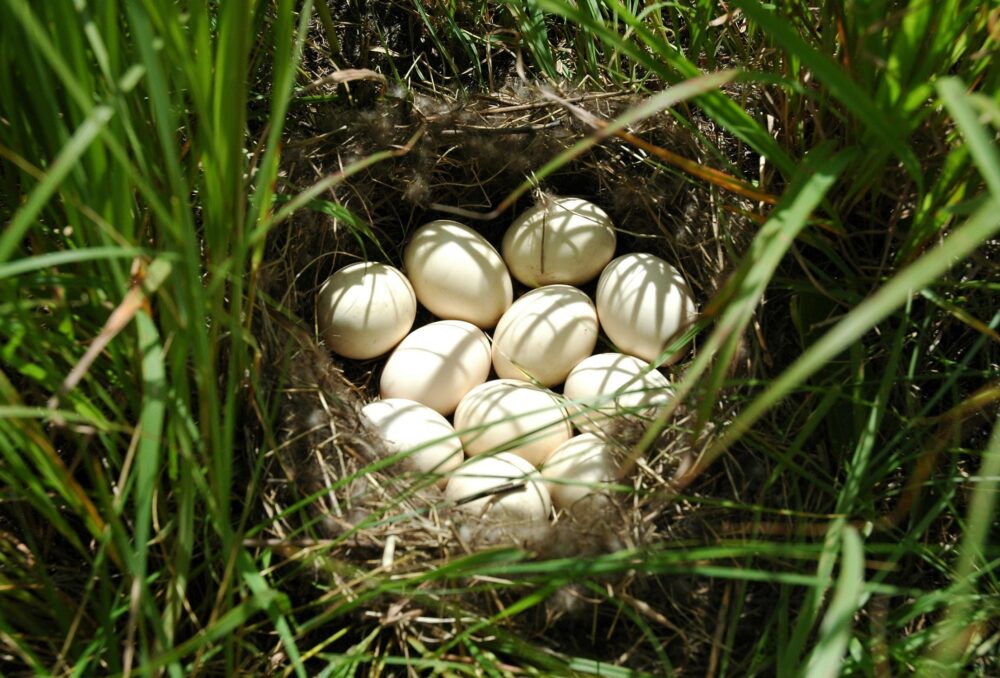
[595,253,697,364]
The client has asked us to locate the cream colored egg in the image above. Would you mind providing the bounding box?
[492,285,598,387]
[316,262,417,360]
[454,379,571,467]
[380,320,492,415]
[595,253,697,364]
[362,398,463,485]
[502,196,617,287]
[541,433,616,509]
[445,452,551,521]
[562,353,671,433]
[403,220,514,328]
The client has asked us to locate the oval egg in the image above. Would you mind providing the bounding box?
[361,398,464,485]
[403,220,513,328]
[445,452,551,522]
[595,253,696,364]
[316,262,417,360]
[541,433,617,510]
[491,285,598,387]
[454,379,572,467]
[380,320,492,415]
[562,353,671,433]
[502,196,617,287]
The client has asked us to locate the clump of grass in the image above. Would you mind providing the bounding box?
[1,1,315,674]
[1,1,998,676]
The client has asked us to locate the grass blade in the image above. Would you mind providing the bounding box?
[125,310,178,677]
[626,146,851,473]
[689,197,1000,483]
[731,0,921,182]
[0,105,113,264]
[694,145,851,430]
[937,77,1000,199]
[802,526,866,678]
[920,417,1000,675]
[0,247,147,280]
[536,0,796,176]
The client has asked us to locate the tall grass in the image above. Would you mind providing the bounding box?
[1,0,998,675]
[1,1,312,674]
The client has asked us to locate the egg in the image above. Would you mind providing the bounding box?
[491,285,599,387]
[453,379,572,467]
[403,220,513,328]
[562,353,671,433]
[595,253,697,364]
[541,433,616,509]
[502,196,617,287]
[361,398,463,485]
[445,452,551,521]
[316,262,417,360]
[380,320,492,415]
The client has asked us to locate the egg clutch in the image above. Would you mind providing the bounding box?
[315,196,696,526]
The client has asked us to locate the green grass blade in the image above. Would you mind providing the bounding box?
[919,417,1000,675]
[238,550,307,678]
[698,197,1000,476]
[937,77,1000,199]
[536,0,796,176]
[694,145,851,429]
[801,526,866,678]
[0,607,49,676]
[628,146,851,471]
[248,0,314,265]
[137,588,283,676]
[2,0,94,113]
[130,308,178,676]
[0,405,120,432]
[0,247,148,280]
[488,70,741,215]
[731,0,921,182]
[410,0,463,81]
[508,0,559,80]
[0,104,113,264]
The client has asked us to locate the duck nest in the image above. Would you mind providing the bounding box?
[251,78,768,671]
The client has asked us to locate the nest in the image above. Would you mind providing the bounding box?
[252,80,763,670]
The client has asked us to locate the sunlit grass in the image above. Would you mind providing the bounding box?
[1,0,997,675]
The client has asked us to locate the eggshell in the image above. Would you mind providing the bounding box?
[380,320,492,415]
[316,262,416,360]
[502,196,617,287]
[403,220,514,328]
[361,398,463,485]
[595,253,696,364]
[541,433,616,509]
[453,379,572,467]
[445,452,551,521]
[491,285,599,386]
[562,353,671,433]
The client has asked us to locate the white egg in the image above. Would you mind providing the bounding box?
[541,433,616,509]
[361,398,463,485]
[403,220,514,328]
[445,452,551,521]
[502,196,617,287]
[491,285,598,387]
[454,379,572,467]
[316,262,416,360]
[595,253,697,364]
[562,353,671,433]
[380,320,492,415]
